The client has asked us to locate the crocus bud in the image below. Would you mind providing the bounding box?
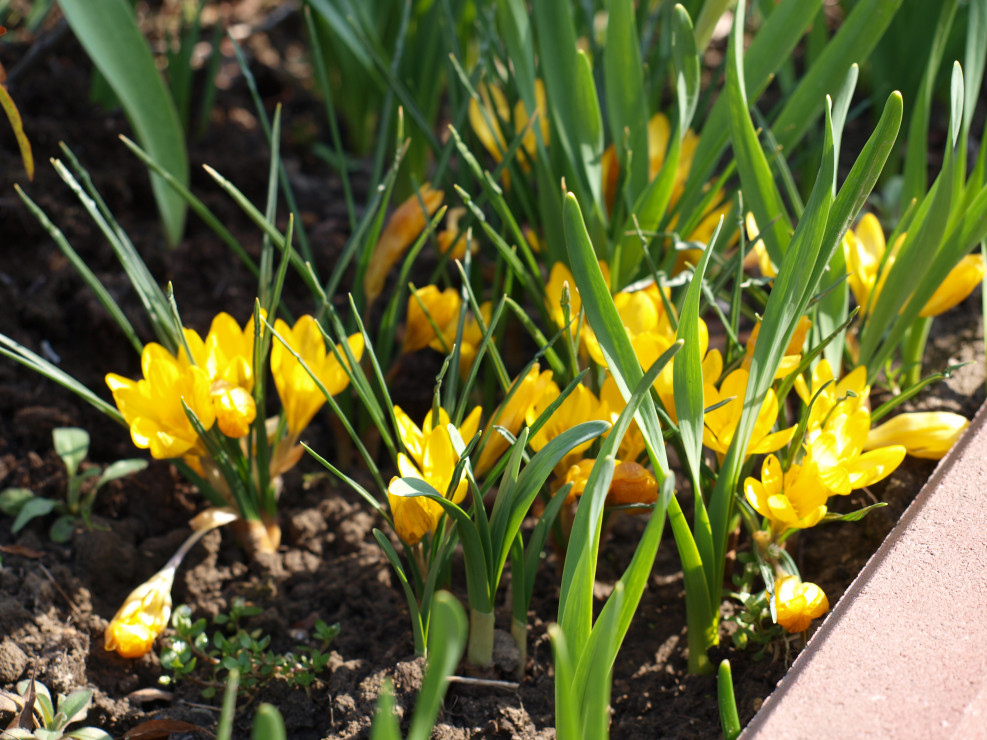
[774,575,829,633]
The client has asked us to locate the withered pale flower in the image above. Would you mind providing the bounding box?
[560,458,658,508]
[773,575,829,633]
[106,343,216,459]
[364,184,444,302]
[271,315,364,438]
[104,566,175,659]
[865,411,969,460]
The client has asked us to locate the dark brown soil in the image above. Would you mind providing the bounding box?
[0,7,983,740]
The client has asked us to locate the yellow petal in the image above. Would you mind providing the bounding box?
[865,412,968,459]
[364,184,444,301]
[919,254,985,317]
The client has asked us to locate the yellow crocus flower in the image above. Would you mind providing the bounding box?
[744,454,828,534]
[475,364,555,475]
[844,213,985,317]
[545,261,611,338]
[271,316,363,439]
[864,411,969,460]
[403,285,461,353]
[104,566,175,658]
[601,112,733,266]
[803,406,905,496]
[527,381,612,476]
[387,405,482,545]
[468,79,549,171]
[364,184,445,302]
[742,315,812,380]
[583,281,677,368]
[106,343,216,459]
[702,368,796,459]
[794,360,869,432]
[181,312,259,439]
[919,254,985,317]
[559,458,658,508]
[773,575,829,633]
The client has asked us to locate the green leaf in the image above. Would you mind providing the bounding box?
[49,515,78,544]
[250,702,288,740]
[370,678,401,740]
[727,0,791,265]
[53,427,90,477]
[490,421,610,588]
[775,0,904,156]
[408,591,468,740]
[563,193,670,477]
[57,689,92,725]
[0,488,34,516]
[823,502,887,523]
[58,0,188,246]
[604,0,649,200]
[12,497,57,533]
[718,660,742,740]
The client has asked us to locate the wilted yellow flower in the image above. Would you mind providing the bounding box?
[106,343,216,459]
[865,411,969,460]
[702,368,796,459]
[387,405,482,545]
[404,286,461,353]
[468,79,549,171]
[528,382,612,476]
[560,458,658,508]
[742,315,812,380]
[104,566,175,658]
[844,213,985,318]
[271,315,364,438]
[475,365,555,474]
[364,184,444,302]
[773,575,829,633]
[744,455,828,534]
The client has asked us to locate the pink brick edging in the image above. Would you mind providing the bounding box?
[742,401,987,739]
